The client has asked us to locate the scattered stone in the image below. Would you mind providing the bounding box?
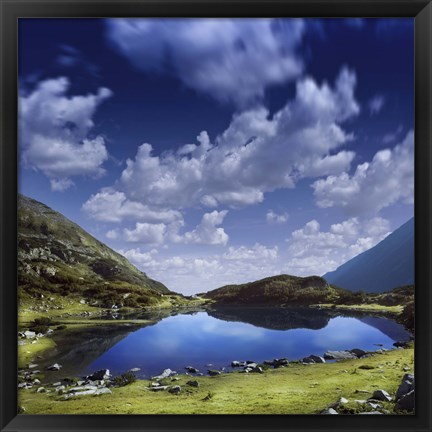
[94,388,112,396]
[33,379,41,385]
[85,369,110,381]
[168,385,181,394]
[321,408,338,415]
[152,369,177,380]
[187,380,199,387]
[273,358,289,367]
[52,382,62,387]
[71,389,97,397]
[302,357,315,364]
[358,365,375,370]
[185,366,199,373]
[350,348,367,358]
[324,350,356,360]
[151,386,169,391]
[354,400,367,404]
[396,380,414,401]
[309,355,325,363]
[371,389,392,402]
[403,366,410,372]
[47,363,62,371]
[393,341,410,348]
[395,390,415,412]
[329,397,348,409]
[28,363,38,369]
[36,387,46,393]
[367,402,382,409]
[208,370,221,376]
[69,385,98,393]
[24,331,36,339]
[244,362,257,369]
[76,380,85,386]
[231,361,240,367]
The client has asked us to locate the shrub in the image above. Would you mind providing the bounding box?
[113,372,136,387]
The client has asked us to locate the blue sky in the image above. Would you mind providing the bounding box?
[18,18,414,294]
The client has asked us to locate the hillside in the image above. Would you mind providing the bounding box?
[323,218,414,293]
[18,194,171,308]
[202,274,342,305]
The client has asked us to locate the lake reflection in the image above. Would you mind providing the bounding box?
[82,308,410,378]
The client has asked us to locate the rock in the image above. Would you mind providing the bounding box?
[47,363,62,371]
[402,373,414,383]
[393,341,410,348]
[24,331,36,339]
[302,357,316,364]
[151,386,169,391]
[395,390,415,412]
[168,385,181,394]
[308,355,325,363]
[171,377,180,381]
[371,389,392,402]
[186,380,199,387]
[129,368,141,373]
[36,387,46,393]
[85,369,110,381]
[273,358,289,367]
[185,366,199,373]
[350,348,367,358]
[403,366,410,372]
[367,402,382,409]
[358,365,375,370]
[321,408,338,414]
[28,363,38,369]
[330,397,348,408]
[52,382,62,387]
[231,361,240,367]
[354,400,367,404]
[324,350,356,360]
[77,380,85,386]
[94,388,112,396]
[152,368,177,380]
[69,385,98,393]
[244,362,257,369]
[33,379,41,385]
[55,386,66,393]
[72,389,97,397]
[396,380,414,401]
[208,370,221,376]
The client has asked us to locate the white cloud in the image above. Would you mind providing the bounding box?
[368,95,385,115]
[266,210,288,224]
[106,18,305,107]
[19,77,112,190]
[105,229,119,240]
[181,210,229,246]
[285,217,391,276]
[312,131,414,214]
[123,223,166,244]
[82,190,183,224]
[120,242,280,294]
[382,125,403,144]
[85,68,359,219]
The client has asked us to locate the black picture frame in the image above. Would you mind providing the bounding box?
[1,1,431,431]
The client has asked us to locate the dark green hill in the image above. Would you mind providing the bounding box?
[18,194,171,308]
[202,274,342,305]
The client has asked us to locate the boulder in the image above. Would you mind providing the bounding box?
[371,389,392,402]
[308,355,325,363]
[168,385,181,394]
[185,366,199,373]
[395,390,415,412]
[36,387,46,393]
[151,386,168,391]
[47,363,62,371]
[152,369,177,380]
[302,357,315,364]
[28,363,38,369]
[208,370,221,376]
[324,351,356,360]
[367,402,382,410]
[186,380,199,387]
[393,341,410,348]
[396,380,414,401]
[350,348,367,358]
[321,408,338,414]
[231,361,240,367]
[85,369,110,381]
[94,388,112,396]
[329,397,348,409]
[273,358,289,367]
[24,331,36,339]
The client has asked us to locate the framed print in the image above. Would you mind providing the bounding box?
[1,0,431,431]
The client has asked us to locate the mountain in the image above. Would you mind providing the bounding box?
[323,218,414,293]
[18,194,171,307]
[202,274,343,305]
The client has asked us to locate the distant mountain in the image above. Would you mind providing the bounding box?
[18,194,171,307]
[202,274,343,305]
[323,218,414,293]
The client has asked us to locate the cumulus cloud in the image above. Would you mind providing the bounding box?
[105,229,119,240]
[82,190,183,224]
[286,217,391,275]
[312,131,414,214]
[106,18,305,107]
[181,210,229,246]
[123,222,166,244]
[266,210,289,224]
[368,95,385,115]
[120,243,280,294]
[383,125,403,144]
[84,67,359,220]
[19,77,112,190]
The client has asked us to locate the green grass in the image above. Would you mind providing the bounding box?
[311,303,403,315]
[19,346,414,414]
[18,337,57,369]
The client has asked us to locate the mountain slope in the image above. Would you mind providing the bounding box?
[203,274,343,305]
[18,194,171,307]
[323,218,414,293]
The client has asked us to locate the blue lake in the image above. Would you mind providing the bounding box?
[77,308,411,379]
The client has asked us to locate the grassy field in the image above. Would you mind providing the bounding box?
[310,303,403,315]
[19,346,413,415]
